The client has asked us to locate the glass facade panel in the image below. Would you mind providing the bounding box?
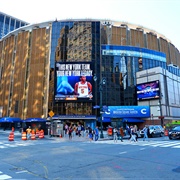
[51,21,101,65]
[4,16,10,35]
[15,20,20,28]
[0,13,28,39]
[10,19,15,31]
[101,45,174,106]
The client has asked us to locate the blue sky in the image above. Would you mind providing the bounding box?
[1,0,180,51]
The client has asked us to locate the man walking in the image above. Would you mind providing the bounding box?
[94,126,99,141]
[143,125,149,141]
[26,126,32,139]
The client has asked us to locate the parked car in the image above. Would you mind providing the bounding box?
[157,125,165,134]
[140,125,164,138]
[168,126,180,140]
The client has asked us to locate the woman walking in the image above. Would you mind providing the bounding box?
[113,127,118,143]
[119,127,124,142]
[133,125,138,141]
[68,126,73,140]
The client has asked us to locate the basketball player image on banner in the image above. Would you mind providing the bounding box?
[74,76,92,98]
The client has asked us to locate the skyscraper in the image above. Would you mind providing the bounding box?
[0,11,29,39]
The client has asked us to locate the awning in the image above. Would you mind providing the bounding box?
[24,118,46,122]
[47,115,97,120]
[122,118,145,123]
[0,117,22,123]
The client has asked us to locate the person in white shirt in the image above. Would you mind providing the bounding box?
[74,76,92,97]
[113,127,118,143]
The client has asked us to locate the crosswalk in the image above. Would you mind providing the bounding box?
[0,140,44,149]
[87,140,180,148]
[0,171,11,180]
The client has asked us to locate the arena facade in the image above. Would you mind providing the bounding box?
[0,19,180,128]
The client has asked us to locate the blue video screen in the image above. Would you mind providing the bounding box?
[54,63,94,101]
[136,80,160,101]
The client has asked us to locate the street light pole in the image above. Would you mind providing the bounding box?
[99,80,103,138]
[94,75,106,138]
[159,93,164,127]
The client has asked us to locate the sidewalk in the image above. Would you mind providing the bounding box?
[0,129,142,142]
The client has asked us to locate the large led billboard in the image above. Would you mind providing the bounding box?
[136,80,160,101]
[55,62,94,101]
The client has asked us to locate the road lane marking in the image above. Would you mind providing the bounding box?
[119,151,127,154]
[0,174,12,179]
[16,170,28,174]
[159,142,180,147]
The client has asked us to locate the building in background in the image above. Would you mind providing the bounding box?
[0,11,28,39]
[0,19,180,128]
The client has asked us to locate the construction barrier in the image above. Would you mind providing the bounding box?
[8,132,14,141]
[31,130,36,140]
[39,130,44,139]
[107,127,113,136]
[164,129,169,136]
[35,130,39,138]
[22,132,27,140]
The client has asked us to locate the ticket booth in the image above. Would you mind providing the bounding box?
[50,120,63,137]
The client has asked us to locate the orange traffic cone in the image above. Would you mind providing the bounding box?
[22,132,27,140]
[31,131,36,140]
[39,131,43,139]
[8,132,14,141]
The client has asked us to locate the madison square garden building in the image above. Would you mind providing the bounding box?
[1,19,180,128]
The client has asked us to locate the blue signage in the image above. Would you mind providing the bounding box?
[102,106,150,118]
[101,45,166,62]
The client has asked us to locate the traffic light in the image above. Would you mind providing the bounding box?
[138,57,143,70]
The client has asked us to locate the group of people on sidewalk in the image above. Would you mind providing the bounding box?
[64,124,100,142]
[126,124,149,142]
[113,127,124,143]
[64,123,150,142]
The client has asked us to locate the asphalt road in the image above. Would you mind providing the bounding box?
[0,130,180,180]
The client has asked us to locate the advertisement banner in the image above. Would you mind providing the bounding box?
[102,106,150,118]
[55,62,94,101]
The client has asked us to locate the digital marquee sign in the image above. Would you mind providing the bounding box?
[54,62,94,101]
[136,80,160,101]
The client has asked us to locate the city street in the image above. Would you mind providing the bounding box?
[0,131,180,180]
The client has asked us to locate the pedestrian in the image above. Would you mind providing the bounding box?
[133,125,138,141]
[81,125,85,137]
[113,127,118,143]
[94,126,99,141]
[68,126,73,140]
[64,124,68,136]
[88,127,93,142]
[85,127,89,138]
[77,124,81,137]
[143,125,149,141]
[26,126,32,139]
[119,127,124,142]
[126,125,132,140]
[129,126,137,142]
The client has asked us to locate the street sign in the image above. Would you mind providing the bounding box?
[49,110,54,117]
